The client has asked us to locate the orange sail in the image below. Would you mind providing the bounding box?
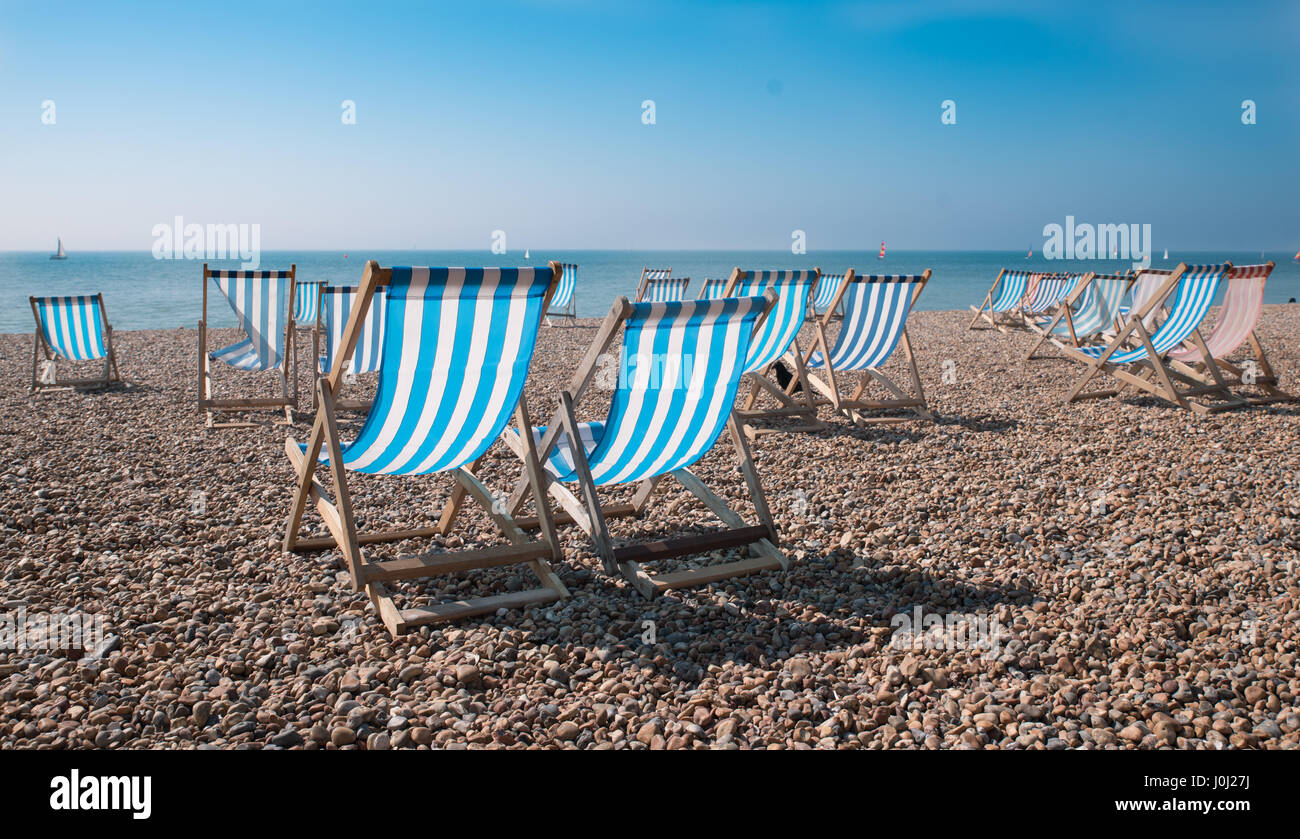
[877,241,886,259]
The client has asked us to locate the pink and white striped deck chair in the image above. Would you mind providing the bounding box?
[1167,262,1293,404]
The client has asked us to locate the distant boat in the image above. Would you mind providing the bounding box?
[524,248,530,259]
[877,241,885,260]
[1111,246,1118,258]
[49,237,67,260]
[1294,249,1299,262]
[1026,248,1032,259]
[1163,249,1169,260]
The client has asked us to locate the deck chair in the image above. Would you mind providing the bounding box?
[639,275,690,302]
[725,267,824,437]
[283,261,566,637]
[545,262,578,326]
[198,264,297,428]
[1063,262,1246,414]
[1167,262,1294,405]
[696,278,729,300]
[968,269,1031,331]
[288,279,325,405]
[1021,273,1078,320]
[803,270,933,424]
[810,271,847,319]
[1024,272,1133,360]
[315,284,387,411]
[633,267,674,302]
[500,292,788,597]
[28,294,122,394]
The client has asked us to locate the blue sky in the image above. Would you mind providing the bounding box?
[1,0,1297,250]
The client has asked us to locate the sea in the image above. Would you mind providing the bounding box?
[2,250,1297,333]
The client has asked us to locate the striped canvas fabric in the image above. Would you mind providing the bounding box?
[697,279,729,300]
[1120,269,1172,328]
[32,296,108,361]
[1049,274,1129,339]
[811,272,846,314]
[1169,263,1272,362]
[209,269,291,371]
[1024,274,1074,313]
[808,276,920,370]
[294,281,324,327]
[317,267,552,475]
[730,270,815,373]
[527,296,769,485]
[989,270,1030,312]
[643,277,690,302]
[320,285,387,375]
[551,263,577,310]
[643,268,672,281]
[1079,264,1228,364]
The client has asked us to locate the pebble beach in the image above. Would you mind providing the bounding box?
[2,306,1298,750]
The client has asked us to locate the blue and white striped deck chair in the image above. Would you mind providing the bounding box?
[1065,263,1244,413]
[288,279,325,405]
[1025,272,1132,360]
[1022,273,1077,316]
[640,276,691,303]
[803,269,933,424]
[28,293,121,393]
[695,278,729,300]
[315,284,387,410]
[969,268,1031,331]
[293,280,324,330]
[634,266,674,302]
[810,271,847,319]
[199,264,296,427]
[284,261,567,636]
[725,267,823,436]
[545,262,578,326]
[501,291,787,597]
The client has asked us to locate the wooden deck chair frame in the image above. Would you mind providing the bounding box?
[1024,271,1108,359]
[724,266,825,439]
[544,262,578,327]
[198,262,298,429]
[288,279,325,412]
[28,293,122,394]
[633,266,674,302]
[310,284,385,414]
[968,268,1029,332]
[283,260,568,637]
[801,268,933,425]
[501,294,788,598]
[1062,262,1246,415]
[1165,262,1296,406]
[808,271,847,321]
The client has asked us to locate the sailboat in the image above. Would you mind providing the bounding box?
[877,241,886,260]
[1294,249,1299,262]
[50,237,67,260]
[524,248,530,259]
[1026,248,1032,259]
[1163,248,1169,260]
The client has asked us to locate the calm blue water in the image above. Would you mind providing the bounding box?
[2,250,1297,333]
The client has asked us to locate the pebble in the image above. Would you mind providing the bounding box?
[0,314,1296,751]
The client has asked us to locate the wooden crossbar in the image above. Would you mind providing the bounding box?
[613,525,770,564]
